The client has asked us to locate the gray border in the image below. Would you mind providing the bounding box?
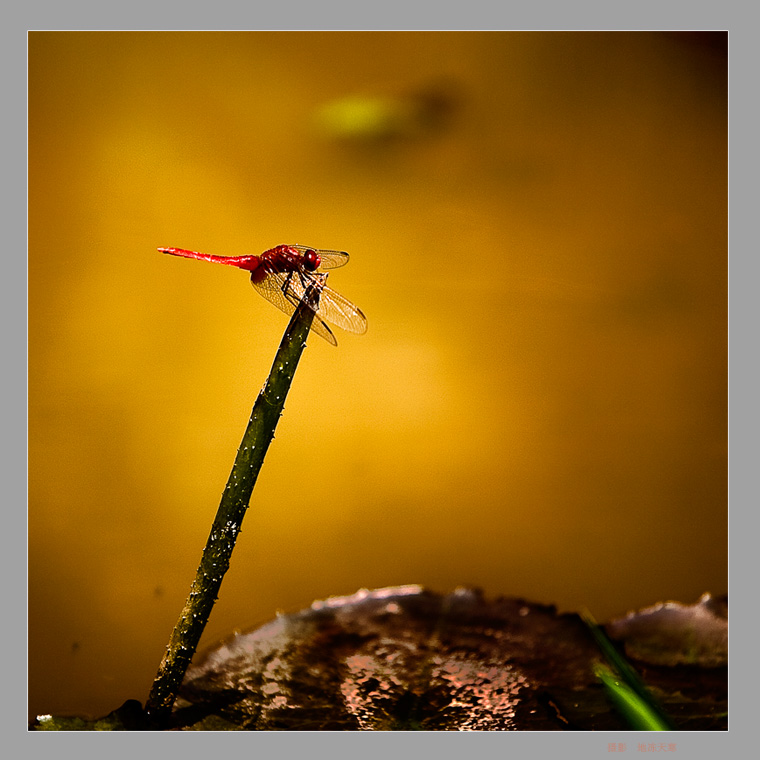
[18,7,742,760]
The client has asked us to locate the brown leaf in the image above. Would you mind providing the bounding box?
[174,586,727,730]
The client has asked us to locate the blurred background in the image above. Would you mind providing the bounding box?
[28,32,727,720]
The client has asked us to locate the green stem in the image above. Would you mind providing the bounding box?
[144,283,322,728]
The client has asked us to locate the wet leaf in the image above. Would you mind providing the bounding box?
[606,593,728,667]
[31,700,147,731]
[173,586,727,731]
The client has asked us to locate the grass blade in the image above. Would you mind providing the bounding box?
[582,609,676,731]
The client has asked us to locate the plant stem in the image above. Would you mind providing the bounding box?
[144,282,322,728]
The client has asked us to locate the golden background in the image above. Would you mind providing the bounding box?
[28,32,727,720]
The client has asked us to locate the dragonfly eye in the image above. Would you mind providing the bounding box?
[302,249,321,271]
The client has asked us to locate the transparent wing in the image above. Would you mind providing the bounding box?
[313,280,368,335]
[291,244,349,271]
[251,270,337,345]
[251,266,367,343]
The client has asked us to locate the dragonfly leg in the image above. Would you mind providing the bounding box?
[281,270,328,308]
[279,271,303,310]
[280,270,294,297]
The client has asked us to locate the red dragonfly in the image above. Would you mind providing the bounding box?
[159,244,367,346]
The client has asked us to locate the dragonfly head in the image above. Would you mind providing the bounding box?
[301,248,321,272]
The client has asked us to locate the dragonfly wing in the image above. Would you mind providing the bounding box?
[292,245,349,271]
[251,271,338,345]
[316,282,369,335]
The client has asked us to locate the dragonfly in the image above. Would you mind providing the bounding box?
[158,244,368,346]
